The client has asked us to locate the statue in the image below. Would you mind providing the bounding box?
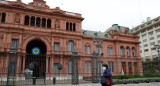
[17,0,21,2]
[55,19,60,28]
[14,13,20,24]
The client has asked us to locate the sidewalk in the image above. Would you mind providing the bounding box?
[55,82,160,86]
[18,82,160,86]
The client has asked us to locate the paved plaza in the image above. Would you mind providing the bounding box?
[55,82,160,86]
[18,82,160,86]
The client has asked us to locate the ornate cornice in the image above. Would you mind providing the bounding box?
[0,3,84,21]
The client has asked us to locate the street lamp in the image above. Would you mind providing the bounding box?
[93,36,103,82]
[154,44,160,60]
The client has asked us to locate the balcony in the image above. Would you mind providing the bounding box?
[132,16,160,33]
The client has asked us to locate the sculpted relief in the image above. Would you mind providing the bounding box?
[55,19,60,28]
[14,13,20,24]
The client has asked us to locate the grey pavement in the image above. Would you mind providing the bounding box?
[20,82,160,86]
[54,82,160,86]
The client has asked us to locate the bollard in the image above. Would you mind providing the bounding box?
[53,77,56,85]
[33,77,36,85]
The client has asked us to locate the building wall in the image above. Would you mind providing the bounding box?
[0,0,143,79]
[132,16,160,61]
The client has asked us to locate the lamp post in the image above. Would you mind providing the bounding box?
[154,44,160,60]
[93,36,103,82]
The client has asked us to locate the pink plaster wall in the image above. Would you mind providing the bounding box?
[0,0,143,78]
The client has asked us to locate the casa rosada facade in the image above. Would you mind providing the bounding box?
[0,0,143,80]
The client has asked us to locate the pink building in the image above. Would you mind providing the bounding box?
[0,0,143,82]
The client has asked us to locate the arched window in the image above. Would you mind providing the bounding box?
[30,16,35,26]
[24,15,29,25]
[120,46,124,56]
[66,22,69,31]
[132,48,135,56]
[68,40,74,52]
[73,23,76,31]
[70,23,72,31]
[68,60,72,74]
[47,19,51,28]
[36,17,41,27]
[126,47,130,56]
[1,12,6,23]
[42,18,46,28]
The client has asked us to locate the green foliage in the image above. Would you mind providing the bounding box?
[112,75,141,79]
[113,74,160,79]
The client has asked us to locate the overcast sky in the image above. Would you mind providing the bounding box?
[8,0,160,32]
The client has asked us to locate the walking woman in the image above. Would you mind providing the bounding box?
[101,64,112,86]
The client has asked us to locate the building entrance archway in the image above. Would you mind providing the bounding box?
[25,39,46,79]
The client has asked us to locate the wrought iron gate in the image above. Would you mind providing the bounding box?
[7,48,17,86]
[72,50,79,84]
[91,51,99,83]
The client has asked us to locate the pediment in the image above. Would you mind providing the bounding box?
[29,0,49,9]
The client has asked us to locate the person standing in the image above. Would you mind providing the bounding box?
[101,64,112,86]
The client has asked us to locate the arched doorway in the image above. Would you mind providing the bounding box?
[25,39,46,78]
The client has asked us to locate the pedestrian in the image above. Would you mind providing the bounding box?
[101,64,112,86]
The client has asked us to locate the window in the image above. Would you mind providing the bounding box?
[126,47,130,56]
[9,62,16,75]
[83,31,87,35]
[73,23,76,31]
[108,48,113,55]
[142,34,146,38]
[84,45,90,54]
[1,12,6,23]
[143,39,147,42]
[68,41,74,52]
[150,42,155,45]
[88,62,91,73]
[156,29,160,33]
[151,47,156,50]
[144,49,148,52]
[12,39,18,49]
[24,15,29,25]
[88,46,90,54]
[143,44,148,47]
[47,19,51,28]
[132,48,135,56]
[85,62,87,73]
[108,61,114,72]
[36,17,41,27]
[68,60,72,74]
[66,22,69,31]
[42,18,46,28]
[84,45,87,54]
[94,33,98,36]
[97,62,102,73]
[150,37,154,40]
[54,63,59,74]
[85,62,91,73]
[30,16,35,26]
[157,35,160,38]
[120,46,124,56]
[105,34,108,38]
[148,31,153,36]
[54,42,59,51]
